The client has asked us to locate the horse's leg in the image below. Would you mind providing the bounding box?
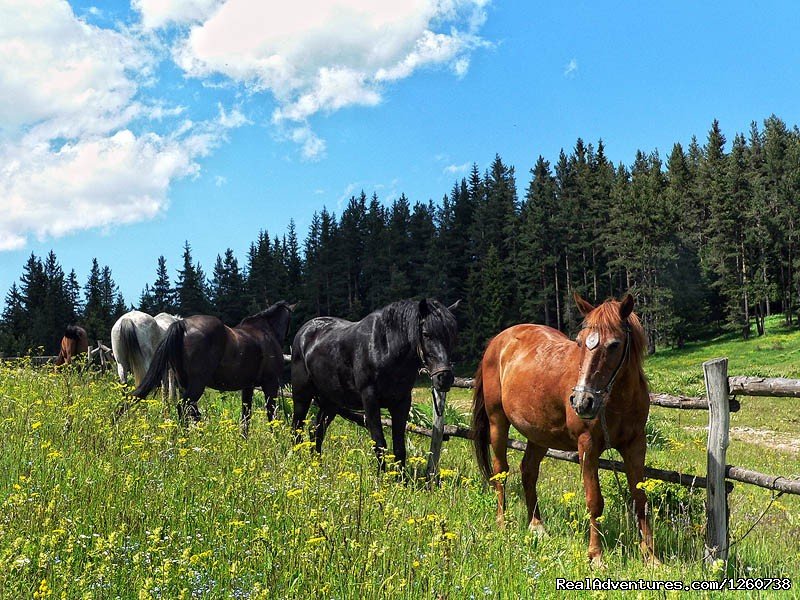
[116,360,127,385]
[179,381,204,425]
[240,387,254,439]
[578,432,605,567]
[168,369,177,407]
[362,389,388,471]
[619,434,660,565]
[291,389,313,445]
[160,370,170,417]
[489,411,511,528]
[265,395,277,421]
[388,395,412,472]
[311,408,335,454]
[521,443,548,537]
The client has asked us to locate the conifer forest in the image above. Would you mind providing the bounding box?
[3,116,800,363]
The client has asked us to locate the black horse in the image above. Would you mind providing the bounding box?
[291,298,459,469]
[132,301,295,436]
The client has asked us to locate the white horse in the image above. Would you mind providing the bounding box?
[154,312,180,406]
[111,310,180,410]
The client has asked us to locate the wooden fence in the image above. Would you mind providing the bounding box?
[390,358,800,566]
[1,341,114,369]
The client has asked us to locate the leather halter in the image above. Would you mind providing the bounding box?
[416,342,453,378]
[416,322,452,379]
[572,323,631,401]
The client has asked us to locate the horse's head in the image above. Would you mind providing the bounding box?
[570,293,644,420]
[417,299,459,392]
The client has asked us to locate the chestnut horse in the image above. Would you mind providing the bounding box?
[472,294,657,566]
[55,325,89,366]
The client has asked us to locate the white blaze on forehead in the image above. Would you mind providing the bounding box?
[585,331,600,350]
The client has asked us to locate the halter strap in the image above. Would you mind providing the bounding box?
[572,323,631,400]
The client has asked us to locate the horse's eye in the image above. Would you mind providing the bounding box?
[607,340,621,350]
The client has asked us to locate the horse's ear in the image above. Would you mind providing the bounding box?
[287,301,299,312]
[574,292,595,317]
[418,298,430,317]
[619,293,635,320]
[447,299,461,312]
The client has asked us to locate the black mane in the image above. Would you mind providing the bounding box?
[378,298,457,350]
[238,301,291,327]
[63,325,84,340]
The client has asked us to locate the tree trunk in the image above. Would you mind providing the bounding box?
[541,265,550,328]
[554,262,561,332]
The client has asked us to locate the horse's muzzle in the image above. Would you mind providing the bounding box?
[431,369,454,393]
[569,388,602,420]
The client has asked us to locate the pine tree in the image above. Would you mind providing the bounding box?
[175,241,210,316]
[408,200,438,296]
[362,195,391,310]
[518,156,558,326]
[82,259,105,342]
[66,269,82,321]
[285,220,303,301]
[19,254,49,352]
[152,256,175,314]
[139,284,156,314]
[664,143,707,346]
[210,248,248,325]
[337,194,367,317]
[0,283,28,355]
[698,120,729,326]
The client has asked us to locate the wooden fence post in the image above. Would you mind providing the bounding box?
[703,357,730,566]
[425,388,447,483]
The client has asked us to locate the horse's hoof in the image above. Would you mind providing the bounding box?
[590,554,607,570]
[528,522,549,538]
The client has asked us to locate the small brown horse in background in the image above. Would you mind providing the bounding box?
[55,326,89,366]
[472,293,657,567]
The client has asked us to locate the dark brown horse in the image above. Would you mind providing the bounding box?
[55,325,89,366]
[132,301,295,436]
[472,294,657,567]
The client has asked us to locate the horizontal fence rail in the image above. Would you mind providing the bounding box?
[380,417,724,491]
[729,376,800,398]
[450,377,741,412]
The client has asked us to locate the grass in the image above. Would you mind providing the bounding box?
[0,315,799,598]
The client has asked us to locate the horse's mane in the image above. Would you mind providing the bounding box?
[582,299,647,375]
[237,301,291,328]
[379,298,458,348]
[63,325,84,340]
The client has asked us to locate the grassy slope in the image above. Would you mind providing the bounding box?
[0,316,798,598]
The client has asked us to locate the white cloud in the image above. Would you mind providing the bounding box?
[288,124,327,161]
[214,175,228,187]
[153,0,490,157]
[0,0,242,251]
[0,131,198,250]
[564,58,578,78]
[443,162,470,174]
[0,0,146,138]
[217,104,250,128]
[133,0,224,30]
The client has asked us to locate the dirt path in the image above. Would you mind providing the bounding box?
[686,425,800,454]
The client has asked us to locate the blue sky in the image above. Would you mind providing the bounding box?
[2,0,800,305]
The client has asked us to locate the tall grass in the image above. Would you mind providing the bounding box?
[1,314,800,598]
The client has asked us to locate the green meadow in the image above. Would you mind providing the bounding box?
[1,315,799,598]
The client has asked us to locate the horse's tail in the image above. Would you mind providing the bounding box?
[132,321,185,399]
[471,360,493,482]
[118,318,146,384]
